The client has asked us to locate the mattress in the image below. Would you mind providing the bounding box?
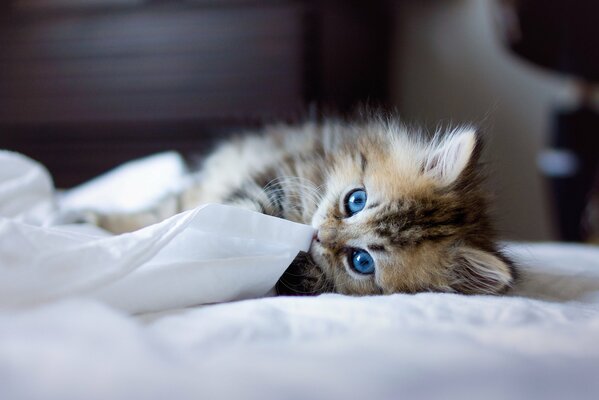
[1,152,598,400]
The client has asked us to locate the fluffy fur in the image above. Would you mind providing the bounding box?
[98,116,517,296]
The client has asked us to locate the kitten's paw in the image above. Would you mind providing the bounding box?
[69,194,180,234]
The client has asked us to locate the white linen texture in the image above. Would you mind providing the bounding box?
[0,150,314,313]
[1,150,599,400]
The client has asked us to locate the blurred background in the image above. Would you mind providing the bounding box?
[0,0,598,242]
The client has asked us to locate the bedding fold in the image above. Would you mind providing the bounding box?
[0,150,314,313]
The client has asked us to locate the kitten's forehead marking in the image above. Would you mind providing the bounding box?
[366,202,380,210]
[371,197,468,247]
[367,244,387,253]
[360,151,367,173]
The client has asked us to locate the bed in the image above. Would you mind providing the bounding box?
[1,151,598,400]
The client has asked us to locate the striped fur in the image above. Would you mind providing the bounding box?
[100,117,517,296]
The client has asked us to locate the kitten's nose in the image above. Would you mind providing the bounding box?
[316,227,338,246]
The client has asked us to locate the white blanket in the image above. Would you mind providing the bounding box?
[0,151,314,313]
[1,152,599,400]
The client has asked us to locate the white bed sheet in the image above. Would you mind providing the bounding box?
[1,242,599,400]
[1,151,599,400]
[0,151,314,313]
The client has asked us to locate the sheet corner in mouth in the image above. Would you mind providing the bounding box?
[0,150,315,314]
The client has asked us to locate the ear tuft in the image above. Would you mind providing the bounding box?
[451,247,515,295]
[424,128,477,185]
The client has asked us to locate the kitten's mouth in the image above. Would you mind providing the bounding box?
[312,231,319,242]
[309,231,319,251]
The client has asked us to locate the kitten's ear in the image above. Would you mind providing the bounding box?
[424,128,478,185]
[450,247,515,295]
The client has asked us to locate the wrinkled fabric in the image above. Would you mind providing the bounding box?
[0,151,314,313]
[1,242,599,400]
[2,151,599,400]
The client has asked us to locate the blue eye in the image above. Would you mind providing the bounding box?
[350,249,375,274]
[345,189,367,216]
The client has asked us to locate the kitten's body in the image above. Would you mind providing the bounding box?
[182,123,327,225]
[97,118,516,296]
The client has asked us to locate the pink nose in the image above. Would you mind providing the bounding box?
[315,227,338,246]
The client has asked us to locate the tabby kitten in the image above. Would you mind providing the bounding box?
[99,117,516,296]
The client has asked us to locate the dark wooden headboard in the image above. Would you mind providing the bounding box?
[0,0,392,187]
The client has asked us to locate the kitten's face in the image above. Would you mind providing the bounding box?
[309,128,515,295]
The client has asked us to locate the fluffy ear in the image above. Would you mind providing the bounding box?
[450,247,515,295]
[424,128,478,185]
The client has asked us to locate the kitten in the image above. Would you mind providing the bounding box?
[97,117,517,296]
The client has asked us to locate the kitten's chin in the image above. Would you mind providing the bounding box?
[307,243,329,274]
[275,250,332,296]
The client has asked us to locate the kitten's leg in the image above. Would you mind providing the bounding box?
[87,193,181,234]
[91,179,267,234]
[181,178,269,215]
